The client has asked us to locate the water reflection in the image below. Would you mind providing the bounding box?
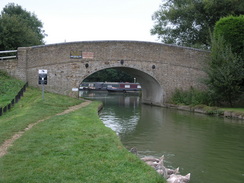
[80,91,140,135]
[80,91,244,183]
[125,105,244,183]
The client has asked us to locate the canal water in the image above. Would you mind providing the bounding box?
[80,91,244,183]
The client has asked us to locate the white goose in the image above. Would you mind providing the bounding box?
[167,173,191,183]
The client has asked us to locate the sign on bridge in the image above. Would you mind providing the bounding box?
[38,69,47,100]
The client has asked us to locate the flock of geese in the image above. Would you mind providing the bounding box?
[130,148,191,183]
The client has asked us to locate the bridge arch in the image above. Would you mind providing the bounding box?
[81,66,164,106]
[1,41,209,106]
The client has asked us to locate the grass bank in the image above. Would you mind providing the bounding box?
[0,87,81,145]
[170,87,244,120]
[166,103,244,120]
[0,71,25,108]
[221,108,244,113]
[0,87,164,182]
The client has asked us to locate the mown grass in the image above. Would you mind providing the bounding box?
[0,71,25,108]
[0,87,81,145]
[0,101,164,182]
[0,79,164,182]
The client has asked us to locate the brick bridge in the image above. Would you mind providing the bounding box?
[0,41,209,106]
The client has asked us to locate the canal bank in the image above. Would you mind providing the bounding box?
[82,91,244,183]
[165,103,244,120]
[0,87,165,183]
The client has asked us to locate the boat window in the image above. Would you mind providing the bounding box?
[125,85,130,88]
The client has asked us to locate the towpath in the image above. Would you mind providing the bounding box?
[0,100,91,158]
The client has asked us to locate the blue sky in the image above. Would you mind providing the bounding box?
[0,0,162,44]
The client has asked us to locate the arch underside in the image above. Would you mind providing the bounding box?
[84,67,164,106]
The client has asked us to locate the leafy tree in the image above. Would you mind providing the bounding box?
[214,15,244,58]
[0,3,46,50]
[204,35,244,106]
[151,0,244,48]
[84,68,134,82]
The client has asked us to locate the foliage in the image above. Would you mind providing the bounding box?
[0,70,10,78]
[151,0,244,48]
[0,3,46,50]
[0,70,24,107]
[171,87,211,106]
[0,88,165,183]
[214,15,244,58]
[84,68,135,82]
[203,35,244,106]
[201,105,224,115]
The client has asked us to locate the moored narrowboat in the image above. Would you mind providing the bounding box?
[107,83,141,93]
[79,82,141,92]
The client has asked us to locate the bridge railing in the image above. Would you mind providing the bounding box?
[0,82,28,116]
[0,50,17,60]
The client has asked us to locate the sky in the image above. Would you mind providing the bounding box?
[0,0,163,45]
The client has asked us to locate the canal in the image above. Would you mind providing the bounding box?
[80,91,244,183]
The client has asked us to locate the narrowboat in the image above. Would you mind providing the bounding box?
[107,83,141,93]
[79,82,141,92]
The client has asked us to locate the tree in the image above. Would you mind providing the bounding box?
[214,15,244,58]
[204,35,244,106]
[151,0,244,48]
[0,3,46,50]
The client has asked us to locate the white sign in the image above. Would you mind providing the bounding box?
[38,69,48,85]
[72,88,79,91]
[38,69,47,74]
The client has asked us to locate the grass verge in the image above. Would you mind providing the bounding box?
[221,108,244,113]
[0,71,25,108]
[0,87,164,183]
[0,87,81,145]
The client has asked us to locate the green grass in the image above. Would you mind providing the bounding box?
[0,74,165,182]
[0,71,25,108]
[0,87,81,145]
[0,101,164,182]
[221,108,244,113]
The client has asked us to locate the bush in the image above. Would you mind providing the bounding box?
[0,70,10,78]
[203,35,244,106]
[171,87,210,106]
[214,15,244,57]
